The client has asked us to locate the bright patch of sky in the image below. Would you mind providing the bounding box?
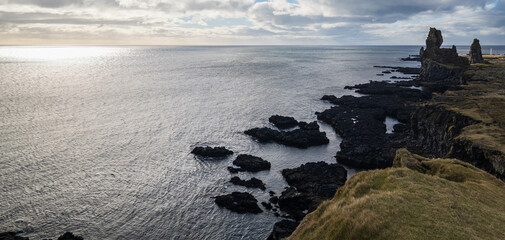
[0,0,503,45]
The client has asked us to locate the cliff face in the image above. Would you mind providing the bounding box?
[287,149,505,240]
[411,55,505,179]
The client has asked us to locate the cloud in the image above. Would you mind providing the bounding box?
[0,0,503,44]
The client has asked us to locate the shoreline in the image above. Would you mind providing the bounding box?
[284,29,505,239]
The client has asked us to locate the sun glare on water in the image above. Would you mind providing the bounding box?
[0,46,124,62]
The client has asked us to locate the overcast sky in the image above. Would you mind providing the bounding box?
[0,0,503,45]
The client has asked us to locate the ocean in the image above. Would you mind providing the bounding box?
[0,45,502,239]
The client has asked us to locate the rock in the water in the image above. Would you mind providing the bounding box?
[282,162,347,197]
[228,154,271,173]
[269,115,298,129]
[267,220,300,240]
[0,232,28,240]
[229,176,266,190]
[261,201,273,210]
[57,232,84,240]
[244,123,329,149]
[191,146,233,157]
[278,162,347,220]
[469,38,484,64]
[214,192,262,214]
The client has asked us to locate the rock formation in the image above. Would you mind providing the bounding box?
[214,192,262,214]
[227,154,271,173]
[269,115,298,129]
[245,121,329,149]
[229,176,266,190]
[469,38,483,64]
[191,146,233,157]
[278,162,347,220]
[419,28,469,83]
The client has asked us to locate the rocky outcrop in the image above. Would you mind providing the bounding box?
[229,176,266,190]
[318,80,429,169]
[227,154,271,173]
[267,220,300,240]
[469,39,484,64]
[244,122,329,149]
[269,115,298,129]
[278,162,347,220]
[214,192,262,214]
[419,28,469,83]
[288,149,505,240]
[0,232,28,240]
[410,105,478,157]
[0,231,83,240]
[58,232,84,240]
[191,146,233,157]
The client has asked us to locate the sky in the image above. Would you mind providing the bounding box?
[0,0,504,45]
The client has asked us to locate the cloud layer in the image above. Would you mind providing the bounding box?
[0,0,503,45]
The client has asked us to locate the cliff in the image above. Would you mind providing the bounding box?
[284,31,505,239]
[287,149,505,240]
[411,55,505,179]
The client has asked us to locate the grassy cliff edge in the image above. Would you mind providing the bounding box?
[288,149,505,240]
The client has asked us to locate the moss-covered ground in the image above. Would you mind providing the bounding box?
[431,55,505,155]
[288,149,505,240]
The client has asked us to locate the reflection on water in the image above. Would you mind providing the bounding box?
[0,46,422,239]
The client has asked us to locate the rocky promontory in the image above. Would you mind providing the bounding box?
[284,28,505,239]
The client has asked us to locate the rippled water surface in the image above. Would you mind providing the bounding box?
[0,45,461,239]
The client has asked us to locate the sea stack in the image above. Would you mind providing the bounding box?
[469,38,484,64]
[419,28,469,83]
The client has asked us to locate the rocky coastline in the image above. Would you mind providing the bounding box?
[283,28,505,239]
[5,28,503,240]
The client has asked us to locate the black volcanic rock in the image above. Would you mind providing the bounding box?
[269,115,298,129]
[278,162,347,220]
[245,123,329,149]
[469,38,484,64]
[214,192,262,214]
[267,220,300,240]
[282,162,347,197]
[228,154,270,173]
[0,232,28,240]
[58,232,84,240]
[419,28,469,83]
[191,146,233,157]
[229,176,266,190]
[317,79,431,169]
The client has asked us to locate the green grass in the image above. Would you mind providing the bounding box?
[288,149,505,240]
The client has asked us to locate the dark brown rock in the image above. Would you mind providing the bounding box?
[469,39,484,64]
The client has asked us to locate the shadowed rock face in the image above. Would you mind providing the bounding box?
[470,39,483,64]
[267,220,300,240]
[420,28,469,83]
[278,162,347,220]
